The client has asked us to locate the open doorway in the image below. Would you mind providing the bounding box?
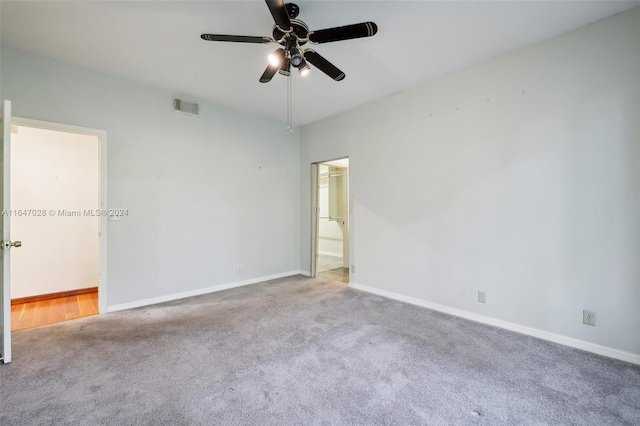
[9,121,105,331]
[312,158,349,283]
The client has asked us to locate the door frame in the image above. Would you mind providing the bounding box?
[342,165,350,268]
[12,117,108,314]
[311,158,350,279]
[311,163,319,278]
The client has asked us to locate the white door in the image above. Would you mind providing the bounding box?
[1,100,12,364]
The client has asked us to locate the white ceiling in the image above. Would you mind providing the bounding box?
[1,1,638,126]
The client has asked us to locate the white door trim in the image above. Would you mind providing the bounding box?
[341,165,349,268]
[310,163,319,278]
[11,117,108,314]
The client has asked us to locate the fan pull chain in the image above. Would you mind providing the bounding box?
[286,74,293,133]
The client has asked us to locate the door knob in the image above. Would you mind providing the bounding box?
[1,241,21,249]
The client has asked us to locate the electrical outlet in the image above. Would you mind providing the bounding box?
[351,264,356,273]
[583,310,596,326]
[478,291,486,303]
[237,264,242,273]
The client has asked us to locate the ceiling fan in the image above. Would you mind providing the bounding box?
[201,0,378,83]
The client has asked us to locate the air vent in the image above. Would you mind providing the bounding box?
[173,98,200,116]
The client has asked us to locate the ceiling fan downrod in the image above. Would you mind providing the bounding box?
[287,73,293,133]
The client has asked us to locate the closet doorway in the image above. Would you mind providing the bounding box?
[9,119,107,331]
[312,158,349,283]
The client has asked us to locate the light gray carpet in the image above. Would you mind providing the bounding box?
[1,275,639,425]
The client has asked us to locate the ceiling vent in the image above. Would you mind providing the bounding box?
[173,98,200,117]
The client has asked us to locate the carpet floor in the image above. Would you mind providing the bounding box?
[1,275,639,425]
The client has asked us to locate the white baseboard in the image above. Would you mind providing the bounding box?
[349,282,640,366]
[107,270,304,313]
[298,270,311,277]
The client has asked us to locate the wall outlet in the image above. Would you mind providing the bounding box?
[237,264,242,273]
[351,264,356,273]
[478,291,486,303]
[583,310,596,326]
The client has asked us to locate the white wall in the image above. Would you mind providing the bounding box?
[11,126,99,298]
[300,9,640,356]
[1,48,300,307]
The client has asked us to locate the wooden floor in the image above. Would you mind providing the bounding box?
[11,292,98,331]
[319,267,349,283]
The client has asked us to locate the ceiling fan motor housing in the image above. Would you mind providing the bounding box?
[273,18,309,44]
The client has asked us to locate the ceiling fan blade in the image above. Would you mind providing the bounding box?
[259,64,279,83]
[304,50,345,81]
[265,0,292,32]
[201,34,272,44]
[308,22,378,44]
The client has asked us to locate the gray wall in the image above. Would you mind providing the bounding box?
[2,49,301,307]
[300,9,640,355]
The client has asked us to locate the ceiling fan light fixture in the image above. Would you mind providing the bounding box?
[278,57,291,76]
[290,47,304,67]
[268,53,280,67]
[268,48,285,67]
[298,61,310,76]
